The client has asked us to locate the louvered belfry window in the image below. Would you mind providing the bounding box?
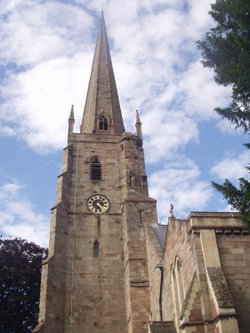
[90,157,102,180]
[99,115,108,130]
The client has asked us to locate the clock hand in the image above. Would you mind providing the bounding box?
[96,202,103,209]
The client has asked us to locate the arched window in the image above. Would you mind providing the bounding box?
[90,157,102,180]
[171,267,180,316]
[176,258,184,307]
[171,257,185,333]
[93,240,99,257]
[99,115,108,130]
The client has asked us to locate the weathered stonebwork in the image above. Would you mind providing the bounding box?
[34,14,154,333]
[158,213,250,333]
[34,14,250,333]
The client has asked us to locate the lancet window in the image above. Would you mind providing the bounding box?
[93,240,99,257]
[90,157,102,180]
[171,257,185,332]
[99,115,108,130]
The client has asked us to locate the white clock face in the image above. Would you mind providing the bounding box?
[87,194,110,214]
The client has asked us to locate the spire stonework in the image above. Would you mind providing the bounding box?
[80,13,125,135]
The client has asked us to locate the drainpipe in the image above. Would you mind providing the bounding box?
[155,264,164,321]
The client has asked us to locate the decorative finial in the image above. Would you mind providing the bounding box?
[69,105,74,120]
[169,203,174,217]
[68,104,75,138]
[136,109,141,124]
[135,109,143,147]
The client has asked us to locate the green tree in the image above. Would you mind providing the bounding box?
[197,0,250,131]
[212,166,250,232]
[0,238,47,333]
[198,0,250,230]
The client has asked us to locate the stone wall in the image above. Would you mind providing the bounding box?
[158,213,249,333]
[145,224,164,321]
[162,218,196,324]
[122,197,157,333]
[217,233,250,333]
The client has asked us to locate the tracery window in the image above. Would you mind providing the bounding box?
[90,157,102,180]
[99,115,108,130]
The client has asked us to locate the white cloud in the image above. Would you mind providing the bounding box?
[188,0,215,37]
[0,126,15,137]
[0,0,241,245]
[0,0,230,154]
[211,151,250,180]
[0,1,93,66]
[0,181,49,247]
[1,53,92,153]
[0,0,23,14]
[143,110,198,163]
[177,60,231,119]
[149,158,213,221]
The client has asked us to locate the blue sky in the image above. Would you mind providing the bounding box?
[0,0,248,247]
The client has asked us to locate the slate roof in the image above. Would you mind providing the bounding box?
[151,224,167,251]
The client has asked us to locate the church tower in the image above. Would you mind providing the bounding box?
[34,13,158,333]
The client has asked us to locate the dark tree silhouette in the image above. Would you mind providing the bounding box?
[0,238,47,333]
[198,0,250,230]
[198,0,250,131]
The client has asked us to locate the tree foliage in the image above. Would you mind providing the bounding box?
[197,0,250,131]
[198,0,250,230]
[0,238,47,333]
[212,173,250,232]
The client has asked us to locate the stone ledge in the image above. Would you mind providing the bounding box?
[187,211,243,230]
[180,313,238,329]
[148,321,176,333]
[130,280,149,287]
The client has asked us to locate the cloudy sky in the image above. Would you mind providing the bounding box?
[0,0,248,247]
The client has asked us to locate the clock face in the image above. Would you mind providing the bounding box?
[87,194,110,214]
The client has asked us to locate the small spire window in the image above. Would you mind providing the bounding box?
[90,157,102,180]
[99,115,108,130]
[93,240,99,257]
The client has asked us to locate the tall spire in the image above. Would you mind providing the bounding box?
[80,13,125,135]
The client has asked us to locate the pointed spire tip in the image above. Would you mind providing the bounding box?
[69,105,75,120]
[136,109,141,124]
[81,12,125,134]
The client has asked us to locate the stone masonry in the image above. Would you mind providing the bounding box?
[34,13,250,333]
[34,14,155,333]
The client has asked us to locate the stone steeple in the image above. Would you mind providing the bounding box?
[80,13,125,135]
[34,14,154,333]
